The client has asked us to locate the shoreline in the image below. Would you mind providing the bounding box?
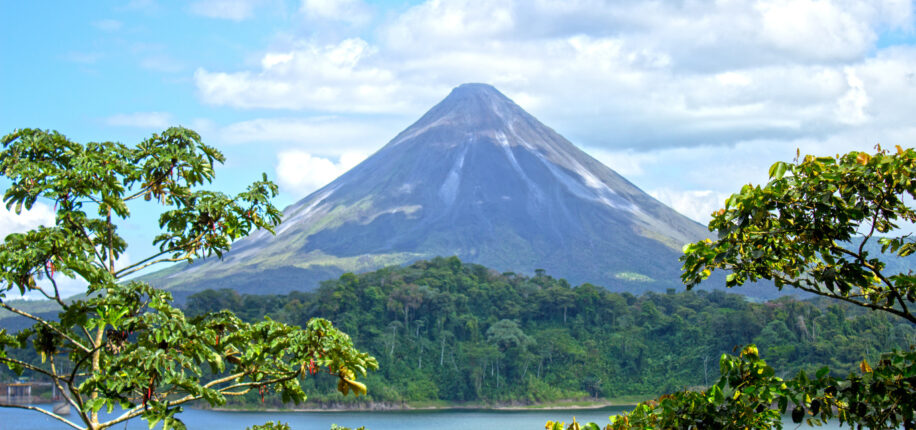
[203,399,639,413]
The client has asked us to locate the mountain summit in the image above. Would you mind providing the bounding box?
[150,84,728,297]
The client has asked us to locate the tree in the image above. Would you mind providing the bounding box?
[556,147,916,429]
[682,146,916,323]
[0,128,377,430]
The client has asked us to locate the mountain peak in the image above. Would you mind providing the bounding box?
[440,82,516,113]
[398,83,525,137]
[448,82,505,98]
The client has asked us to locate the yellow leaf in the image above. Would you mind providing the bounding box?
[741,345,758,357]
[345,378,367,396]
[860,359,872,373]
[856,153,870,165]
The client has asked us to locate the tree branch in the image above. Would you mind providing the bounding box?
[0,356,56,379]
[62,212,107,268]
[787,280,916,325]
[50,354,90,426]
[0,302,90,353]
[0,402,84,430]
[114,255,190,278]
[40,264,67,308]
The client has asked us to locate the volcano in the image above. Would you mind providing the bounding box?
[149,84,741,297]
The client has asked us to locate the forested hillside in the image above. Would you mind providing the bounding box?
[183,257,916,407]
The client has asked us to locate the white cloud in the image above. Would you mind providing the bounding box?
[189,0,262,21]
[190,0,916,214]
[105,112,173,129]
[836,67,871,125]
[275,150,368,197]
[195,38,413,112]
[301,0,370,25]
[211,116,404,151]
[755,0,876,62]
[649,188,731,224]
[0,203,55,241]
[193,0,916,151]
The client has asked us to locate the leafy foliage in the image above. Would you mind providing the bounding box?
[682,146,916,323]
[0,128,376,430]
[180,257,913,407]
[246,421,291,430]
[558,147,916,429]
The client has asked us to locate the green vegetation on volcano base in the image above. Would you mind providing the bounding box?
[183,257,915,407]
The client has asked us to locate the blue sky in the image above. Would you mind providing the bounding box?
[2,0,915,296]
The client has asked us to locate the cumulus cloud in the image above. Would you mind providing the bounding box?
[0,203,55,241]
[193,0,915,152]
[105,112,173,129]
[190,0,916,212]
[195,38,417,112]
[189,0,262,21]
[649,188,732,224]
[275,150,368,197]
[301,0,370,25]
[214,116,403,151]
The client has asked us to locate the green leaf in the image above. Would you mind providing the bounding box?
[769,161,788,180]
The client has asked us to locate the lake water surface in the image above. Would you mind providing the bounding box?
[7,405,854,429]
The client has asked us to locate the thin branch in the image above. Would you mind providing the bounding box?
[203,371,247,388]
[40,264,67,308]
[62,212,106,268]
[114,233,206,278]
[858,201,881,256]
[831,240,912,319]
[81,326,94,346]
[0,356,56,378]
[0,302,90,353]
[0,402,84,430]
[221,387,255,396]
[112,248,179,277]
[102,370,255,428]
[50,354,90,426]
[107,208,114,275]
[787,280,916,325]
[115,255,190,278]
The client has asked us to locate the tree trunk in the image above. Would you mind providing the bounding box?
[404,305,409,333]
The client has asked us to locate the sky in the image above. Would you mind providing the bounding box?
[1,0,915,297]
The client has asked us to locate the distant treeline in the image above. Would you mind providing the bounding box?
[182,257,916,406]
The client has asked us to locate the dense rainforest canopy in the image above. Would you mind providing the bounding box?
[182,256,915,406]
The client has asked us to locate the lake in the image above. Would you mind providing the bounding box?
[6,405,855,429]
